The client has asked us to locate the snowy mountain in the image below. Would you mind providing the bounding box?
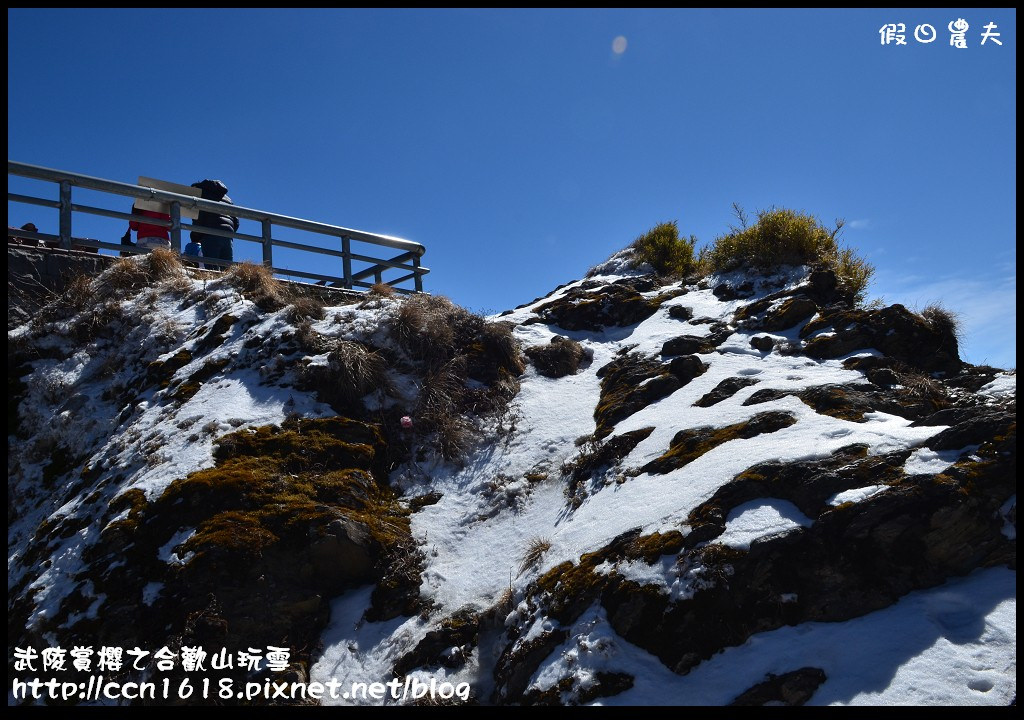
[8,246,1016,706]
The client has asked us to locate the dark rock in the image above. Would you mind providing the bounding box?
[408,491,443,511]
[533,283,662,332]
[525,336,591,378]
[662,335,717,356]
[802,304,962,374]
[668,355,708,384]
[579,425,1014,678]
[612,275,659,293]
[594,354,683,438]
[694,377,760,407]
[565,427,656,504]
[758,296,819,332]
[867,367,900,387]
[494,630,569,703]
[731,667,827,706]
[668,305,694,321]
[923,405,1015,451]
[393,606,480,677]
[578,672,635,703]
[943,365,1008,393]
[641,411,798,475]
[714,281,755,300]
[743,388,791,406]
[744,383,947,423]
[750,336,775,352]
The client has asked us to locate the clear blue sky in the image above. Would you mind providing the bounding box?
[8,9,1016,369]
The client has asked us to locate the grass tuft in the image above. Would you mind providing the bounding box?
[518,536,553,576]
[631,221,698,278]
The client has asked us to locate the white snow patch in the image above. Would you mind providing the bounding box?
[141,582,164,606]
[978,373,1016,399]
[589,567,1016,706]
[717,499,813,550]
[827,485,889,507]
[158,528,196,566]
[903,445,979,476]
[999,496,1016,540]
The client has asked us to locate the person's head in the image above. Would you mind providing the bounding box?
[191,179,229,201]
[20,222,38,233]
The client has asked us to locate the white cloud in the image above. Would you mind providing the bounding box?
[848,219,871,230]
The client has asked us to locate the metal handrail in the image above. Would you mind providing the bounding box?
[7,160,428,292]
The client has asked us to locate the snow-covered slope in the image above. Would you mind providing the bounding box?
[8,252,1016,706]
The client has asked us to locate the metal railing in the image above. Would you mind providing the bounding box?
[7,160,428,292]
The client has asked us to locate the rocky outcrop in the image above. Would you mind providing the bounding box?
[525,336,591,378]
[802,304,962,374]
[497,400,1014,703]
[532,278,680,332]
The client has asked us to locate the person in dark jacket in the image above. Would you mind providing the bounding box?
[190,179,239,269]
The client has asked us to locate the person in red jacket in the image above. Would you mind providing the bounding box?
[129,202,172,250]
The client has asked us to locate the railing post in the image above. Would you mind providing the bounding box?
[374,269,383,285]
[59,180,72,250]
[342,235,353,289]
[170,201,182,252]
[262,219,273,267]
[413,255,423,292]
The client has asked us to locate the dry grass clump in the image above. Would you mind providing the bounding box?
[390,294,467,370]
[32,273,95,326]
[709,207,874,304]
[99,248,184,297]
[287,295,326,323]
[225,261,288,310]
[303,340,391,413]
[416,356,475,461]
[518,536,552,576]
[631,221,698,278]
[385,294,525,462]
[524,336,589,378]
[369,281,396,298]
[920,303,962,346]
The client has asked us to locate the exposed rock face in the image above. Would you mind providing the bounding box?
[532,279,667,331]
[8,256,1014,707]
[802,304,962,374]
[496,401,1014,702]
[730,667,827,706]
[525,335,591,378]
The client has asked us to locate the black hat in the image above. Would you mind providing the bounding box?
[192,179,229,200]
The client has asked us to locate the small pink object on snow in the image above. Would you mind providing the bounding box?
[400,415,413,429]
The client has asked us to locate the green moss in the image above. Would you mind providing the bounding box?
[626,531,685,563]
[147,349,193,389]
[195,314,239,354]
[643,411,797,475]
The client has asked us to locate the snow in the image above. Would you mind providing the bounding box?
[539,567,1016,706]
[1000,496,1016,540]
[141,582,164,606]
[716,499,813,550]
[903,445,980,476]
[158,527,196,565]
[827,485,889,506]
[8,260,1015,706]
[979,373,1016,399]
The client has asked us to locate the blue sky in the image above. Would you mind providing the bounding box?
[7,8,1016,368]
